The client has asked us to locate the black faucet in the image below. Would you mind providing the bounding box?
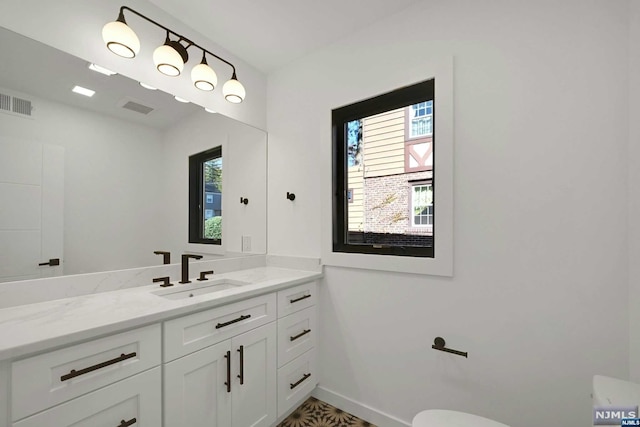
[179,254,203,284]
[154,251,171,264]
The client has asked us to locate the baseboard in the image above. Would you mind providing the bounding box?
[312,386,411,427]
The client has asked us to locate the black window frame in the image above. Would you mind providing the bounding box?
[189,146,222,245]
[332,79,435,258]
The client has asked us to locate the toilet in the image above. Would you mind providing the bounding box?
[412,410,510,427]
[593,375,640,407]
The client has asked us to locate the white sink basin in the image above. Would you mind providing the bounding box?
[152,278,249,300]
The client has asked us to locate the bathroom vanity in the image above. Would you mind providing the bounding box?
[0,264,321,427]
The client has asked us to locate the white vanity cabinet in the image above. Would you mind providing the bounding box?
[163,293,278,427]
[276,282,318,418]
[8,324,162,427]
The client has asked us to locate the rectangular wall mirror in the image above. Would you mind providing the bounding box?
[0,25,267,283]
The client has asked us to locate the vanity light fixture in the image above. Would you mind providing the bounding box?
[102,6,246,103]
[88,63,117,76]
[204,108,217,114]
[174,96,189,103]
[72,86,95,97]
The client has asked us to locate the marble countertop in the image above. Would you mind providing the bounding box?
[0,267,322,361]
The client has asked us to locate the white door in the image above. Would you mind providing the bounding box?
[164,339,233,427]
[232,322,277,427]
[0,139,63,282]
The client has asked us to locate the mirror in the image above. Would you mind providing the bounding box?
[0,26,267,283]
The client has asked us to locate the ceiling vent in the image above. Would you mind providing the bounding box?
[0,90,34,119]
[121,100,154,115]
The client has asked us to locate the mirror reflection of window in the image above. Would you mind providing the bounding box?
[189,147,222,244]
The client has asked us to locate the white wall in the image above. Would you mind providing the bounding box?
[0,0,267,130]
[161,111,267,256]
[267,1,629,426]
[629,1,640,383]
[0,94,165,275]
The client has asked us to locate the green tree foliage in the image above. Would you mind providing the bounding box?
[204,216,222,240]
[204,158,222,191]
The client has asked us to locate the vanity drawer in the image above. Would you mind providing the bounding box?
[277,348,317,418]
[13,367,161,427]
[164,293,276,361]
[277,306,316,367]
[277,282,317,318]
[11,324,161,421]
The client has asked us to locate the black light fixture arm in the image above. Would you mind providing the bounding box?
[118,5,237,75]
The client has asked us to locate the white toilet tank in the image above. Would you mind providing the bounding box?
[412,410,510,427]
[593,375,640,407]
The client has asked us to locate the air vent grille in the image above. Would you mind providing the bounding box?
[122,101,154,115]
[0,93,10,111]
[0,91,34,118]
[12,97,32,116]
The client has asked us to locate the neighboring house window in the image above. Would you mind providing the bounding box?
[332,79,435,258]
[188,146,222,244]
[405,100,433,173]
[409,101,433,138]
[411,183,433,227]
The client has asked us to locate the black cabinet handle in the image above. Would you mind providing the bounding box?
[290,373,311,389]
[216,314,251,329]
[224,351,231,393]
[117,418,136,427]
[290,329,311,342]
[38,258,60,266]
[61,352,136,381]
[290,294,311,304]
[237,345,244,385]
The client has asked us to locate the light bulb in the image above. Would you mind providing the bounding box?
[191,59,218,91]
[222,77,246,103]
[153,44,184,76]
[102,19,140,58]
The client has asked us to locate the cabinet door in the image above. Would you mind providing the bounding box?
[231,322,277,427]
[164,340,232,427]
[13,367,161,427]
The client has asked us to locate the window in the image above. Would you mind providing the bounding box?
[411,183,433,227]
[408,101,433,138]
[332,79,435,258]
[189,146,222,244]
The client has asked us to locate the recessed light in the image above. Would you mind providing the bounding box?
[174,96,189,103]
[139,82,157,90]
[88,63,117,76]
[72,86,95,97]
[204,108,217,114]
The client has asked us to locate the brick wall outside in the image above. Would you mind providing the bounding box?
[363,170,431,235]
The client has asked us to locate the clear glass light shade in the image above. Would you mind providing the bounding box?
[153,44,184,76]
[222,78,246,103]
[191,63,218,91]
[102,21,140,58]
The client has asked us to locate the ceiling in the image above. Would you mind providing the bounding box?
[148,0,423,73]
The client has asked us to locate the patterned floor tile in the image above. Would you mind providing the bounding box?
[278,397,376,427]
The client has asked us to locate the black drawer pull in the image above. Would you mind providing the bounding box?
[290,294,311,304]
[290,329,311,342]
[237,345,244,385]
[60,352,137,381]
[290,373,311,389]
[117,418,136,427]
[216,314,251,329]
[224,351,231,393]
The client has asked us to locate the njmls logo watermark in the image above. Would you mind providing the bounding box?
[593,406,639,425]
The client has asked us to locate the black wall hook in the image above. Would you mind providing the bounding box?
[432,337,468,358]
[287,192,296,201]
[240,197,248,205]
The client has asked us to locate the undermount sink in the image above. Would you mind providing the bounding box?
[152,278,249,300]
